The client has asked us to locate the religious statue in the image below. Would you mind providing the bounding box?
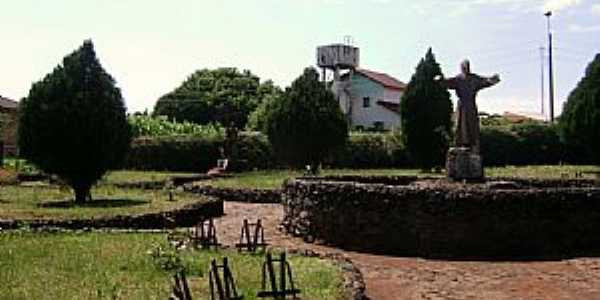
[438,60,500,154]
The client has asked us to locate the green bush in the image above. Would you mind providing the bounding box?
[513,123,563,165]
[124,136,222,172]
[480,123,565,166]
[124,123,571,172]
[327,132,409,168]
[331,133,391,168]
[129,115,224,138]
[230,132,275,171]
[480,126,519,166]
[123,132,275,172]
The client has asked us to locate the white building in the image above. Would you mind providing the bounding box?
[338,68,406,131]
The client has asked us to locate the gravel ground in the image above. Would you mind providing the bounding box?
[213,202,600,300]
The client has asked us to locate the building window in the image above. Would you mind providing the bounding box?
[363,97,371,108]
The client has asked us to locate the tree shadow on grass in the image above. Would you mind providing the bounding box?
[38,198,149,208]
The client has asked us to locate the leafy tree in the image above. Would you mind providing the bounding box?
[18,40,131,203]
[154,68,280,154]
[400,48,453,169]
[247,92,280,131]
[128,115,224,138]
[265,67,347,173]
[559,53,600,163]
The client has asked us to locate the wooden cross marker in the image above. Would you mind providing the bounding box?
[235,219,268,252]
[209,257,243,300]
[257,253,300,299]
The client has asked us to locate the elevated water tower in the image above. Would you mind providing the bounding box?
[317,37,359,123]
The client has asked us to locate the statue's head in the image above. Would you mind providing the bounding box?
[460,59,471,75]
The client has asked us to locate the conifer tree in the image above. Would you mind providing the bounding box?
[19,40,131,202]
[265,67,347,173]
[560,53,600,163]
[400,48,453,170]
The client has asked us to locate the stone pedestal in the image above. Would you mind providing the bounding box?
[446,147,483,181]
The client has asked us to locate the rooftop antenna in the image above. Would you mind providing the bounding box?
[343,35,354,46]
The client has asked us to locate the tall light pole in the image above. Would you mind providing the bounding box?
[540,46,545,119]
[545,11,555,123]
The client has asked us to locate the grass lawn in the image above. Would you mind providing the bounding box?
[200,168,426,190]
[199,165,600,190]
[486,165,600,179]
[0,185,209,220]
[101,170,200,185]
[1,158,38,174]
[0,232,343,300]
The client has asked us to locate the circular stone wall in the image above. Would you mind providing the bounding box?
[282,176,600,258]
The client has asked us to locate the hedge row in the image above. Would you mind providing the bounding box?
[327,133,409,168]
[124,132,275,172]
[124,124,593,172]
[481,123,592,166]
[124,136,222,172]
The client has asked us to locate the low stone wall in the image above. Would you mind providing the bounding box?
[282,177,600,258]
[186,185,282,203]
[0,198,223,230]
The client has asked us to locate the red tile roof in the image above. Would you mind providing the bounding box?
[0,96,18,110]
[356,69,407,90]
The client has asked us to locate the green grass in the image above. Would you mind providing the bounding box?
[101,170,199,185]
[0,163,197,185]
[202,168,427,190]
[0,232,343,300]
[2,158,38,174]
[486,165,600,179]
[201,165,600,190]
[0,185,209,220]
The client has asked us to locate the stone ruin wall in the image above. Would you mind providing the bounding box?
[282,177,600,257]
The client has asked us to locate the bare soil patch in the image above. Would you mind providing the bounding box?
[216,202,600,300]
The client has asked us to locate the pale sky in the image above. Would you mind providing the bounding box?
[1,0,598,118]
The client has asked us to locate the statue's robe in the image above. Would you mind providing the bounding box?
[444,74,497,153]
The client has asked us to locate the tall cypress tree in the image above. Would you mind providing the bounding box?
[19,40,131,202]
[559,53,600,163]
[265,67,348,172]
[400,48,453,170]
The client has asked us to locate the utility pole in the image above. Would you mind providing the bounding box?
[540,46,545,119]
[545,11,555,123]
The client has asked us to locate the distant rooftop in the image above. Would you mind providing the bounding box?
[355,69,407,90]
[0,95,18,110]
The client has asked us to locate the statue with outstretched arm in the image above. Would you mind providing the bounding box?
[437,60,500,154]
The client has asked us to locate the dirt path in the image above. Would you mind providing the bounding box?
[213,202,600,300]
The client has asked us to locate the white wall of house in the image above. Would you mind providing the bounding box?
[383,89,402,103]
[345,73,403,130]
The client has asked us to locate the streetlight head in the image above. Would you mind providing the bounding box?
[544,11,552,17]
